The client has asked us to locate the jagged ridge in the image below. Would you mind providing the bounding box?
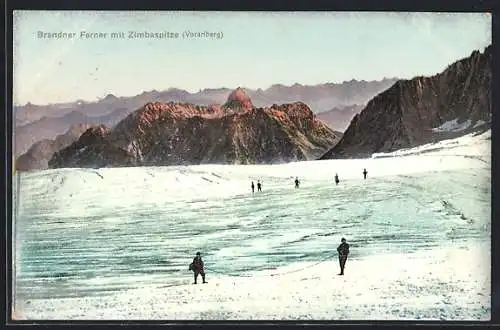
[320,45,491,159]
[49,90,341,168]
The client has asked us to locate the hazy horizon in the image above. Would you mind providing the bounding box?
[13,11,491,105]
[15,77,402,107]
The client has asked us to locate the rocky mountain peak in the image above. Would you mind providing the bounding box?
[78,125,110,145]
[320,45,491,159]
[103,93,117,100]
[48,94,342,168]
[223,87,254,112]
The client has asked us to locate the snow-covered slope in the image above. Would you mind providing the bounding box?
[13,130,491,320]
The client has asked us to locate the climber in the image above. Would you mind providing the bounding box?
[337,237,350,275]
[257,180,262,192]
[363,168,368,180]
[189,252,207,284]
[334,173,339,185]
[251,181,255,193]
[295,177,300,188]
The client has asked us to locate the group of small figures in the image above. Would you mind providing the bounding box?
[250,168,369,192]
[334,168,368,185]
[189,237,351,285]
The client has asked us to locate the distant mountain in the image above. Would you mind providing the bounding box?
[15,79,396,156]
[14,108,128,156]
[16,124,93,171]
[316,104,365,132]
[245,79,397,113]
[49,89,341,168]
[15,79,398,124]
[320,46,491,160]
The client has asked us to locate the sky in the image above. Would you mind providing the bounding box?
[13,11,491,105]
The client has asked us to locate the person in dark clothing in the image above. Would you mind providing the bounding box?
[257,180,262,192]
[334,173,339,185]
[337,238,349,275]
[363,168,368,180]
[251,181,255,193]
[189,252,207,284]
[295,177,300,188]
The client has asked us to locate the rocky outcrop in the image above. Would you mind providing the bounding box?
[15,124,93,171]
[222,87,254,113]
[49,125,136,168]
[48,90,341,168]
[320,45,491,159]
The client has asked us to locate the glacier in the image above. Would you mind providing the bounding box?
[432,118,472,133]
[12,130,491,320]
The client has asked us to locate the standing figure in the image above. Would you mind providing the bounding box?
[189,252,207,284]
[334,173,339,185]
[363,168,368,180]
[336,237,350,275]
[257,180,262,192]
[251,181,255,193]
[295,177,300,188]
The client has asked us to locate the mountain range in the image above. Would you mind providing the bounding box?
[14,79,397,156]
[316,104,365,132]
[16,124,94,171]
[48,89,341,169]
[15,45,491,170]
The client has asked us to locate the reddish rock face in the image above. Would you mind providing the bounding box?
[222,87,254,113]
[48,89,342,168]
[320,45,491,159]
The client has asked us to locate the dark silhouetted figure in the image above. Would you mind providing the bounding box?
[334,173,339,185]
[363,168,368,180]
[251,181,255,193]
[337,238,349,275]
[189,252,207,284]
[257,180,262,192]
[295,177,300,188]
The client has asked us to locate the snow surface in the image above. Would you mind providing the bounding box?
[474,120,487,128]
[372,129,490,160]
[432,118,472,132]
[12,130,491,320]
[13,241,490,320]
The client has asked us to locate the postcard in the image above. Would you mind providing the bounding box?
[12,11,491,320]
